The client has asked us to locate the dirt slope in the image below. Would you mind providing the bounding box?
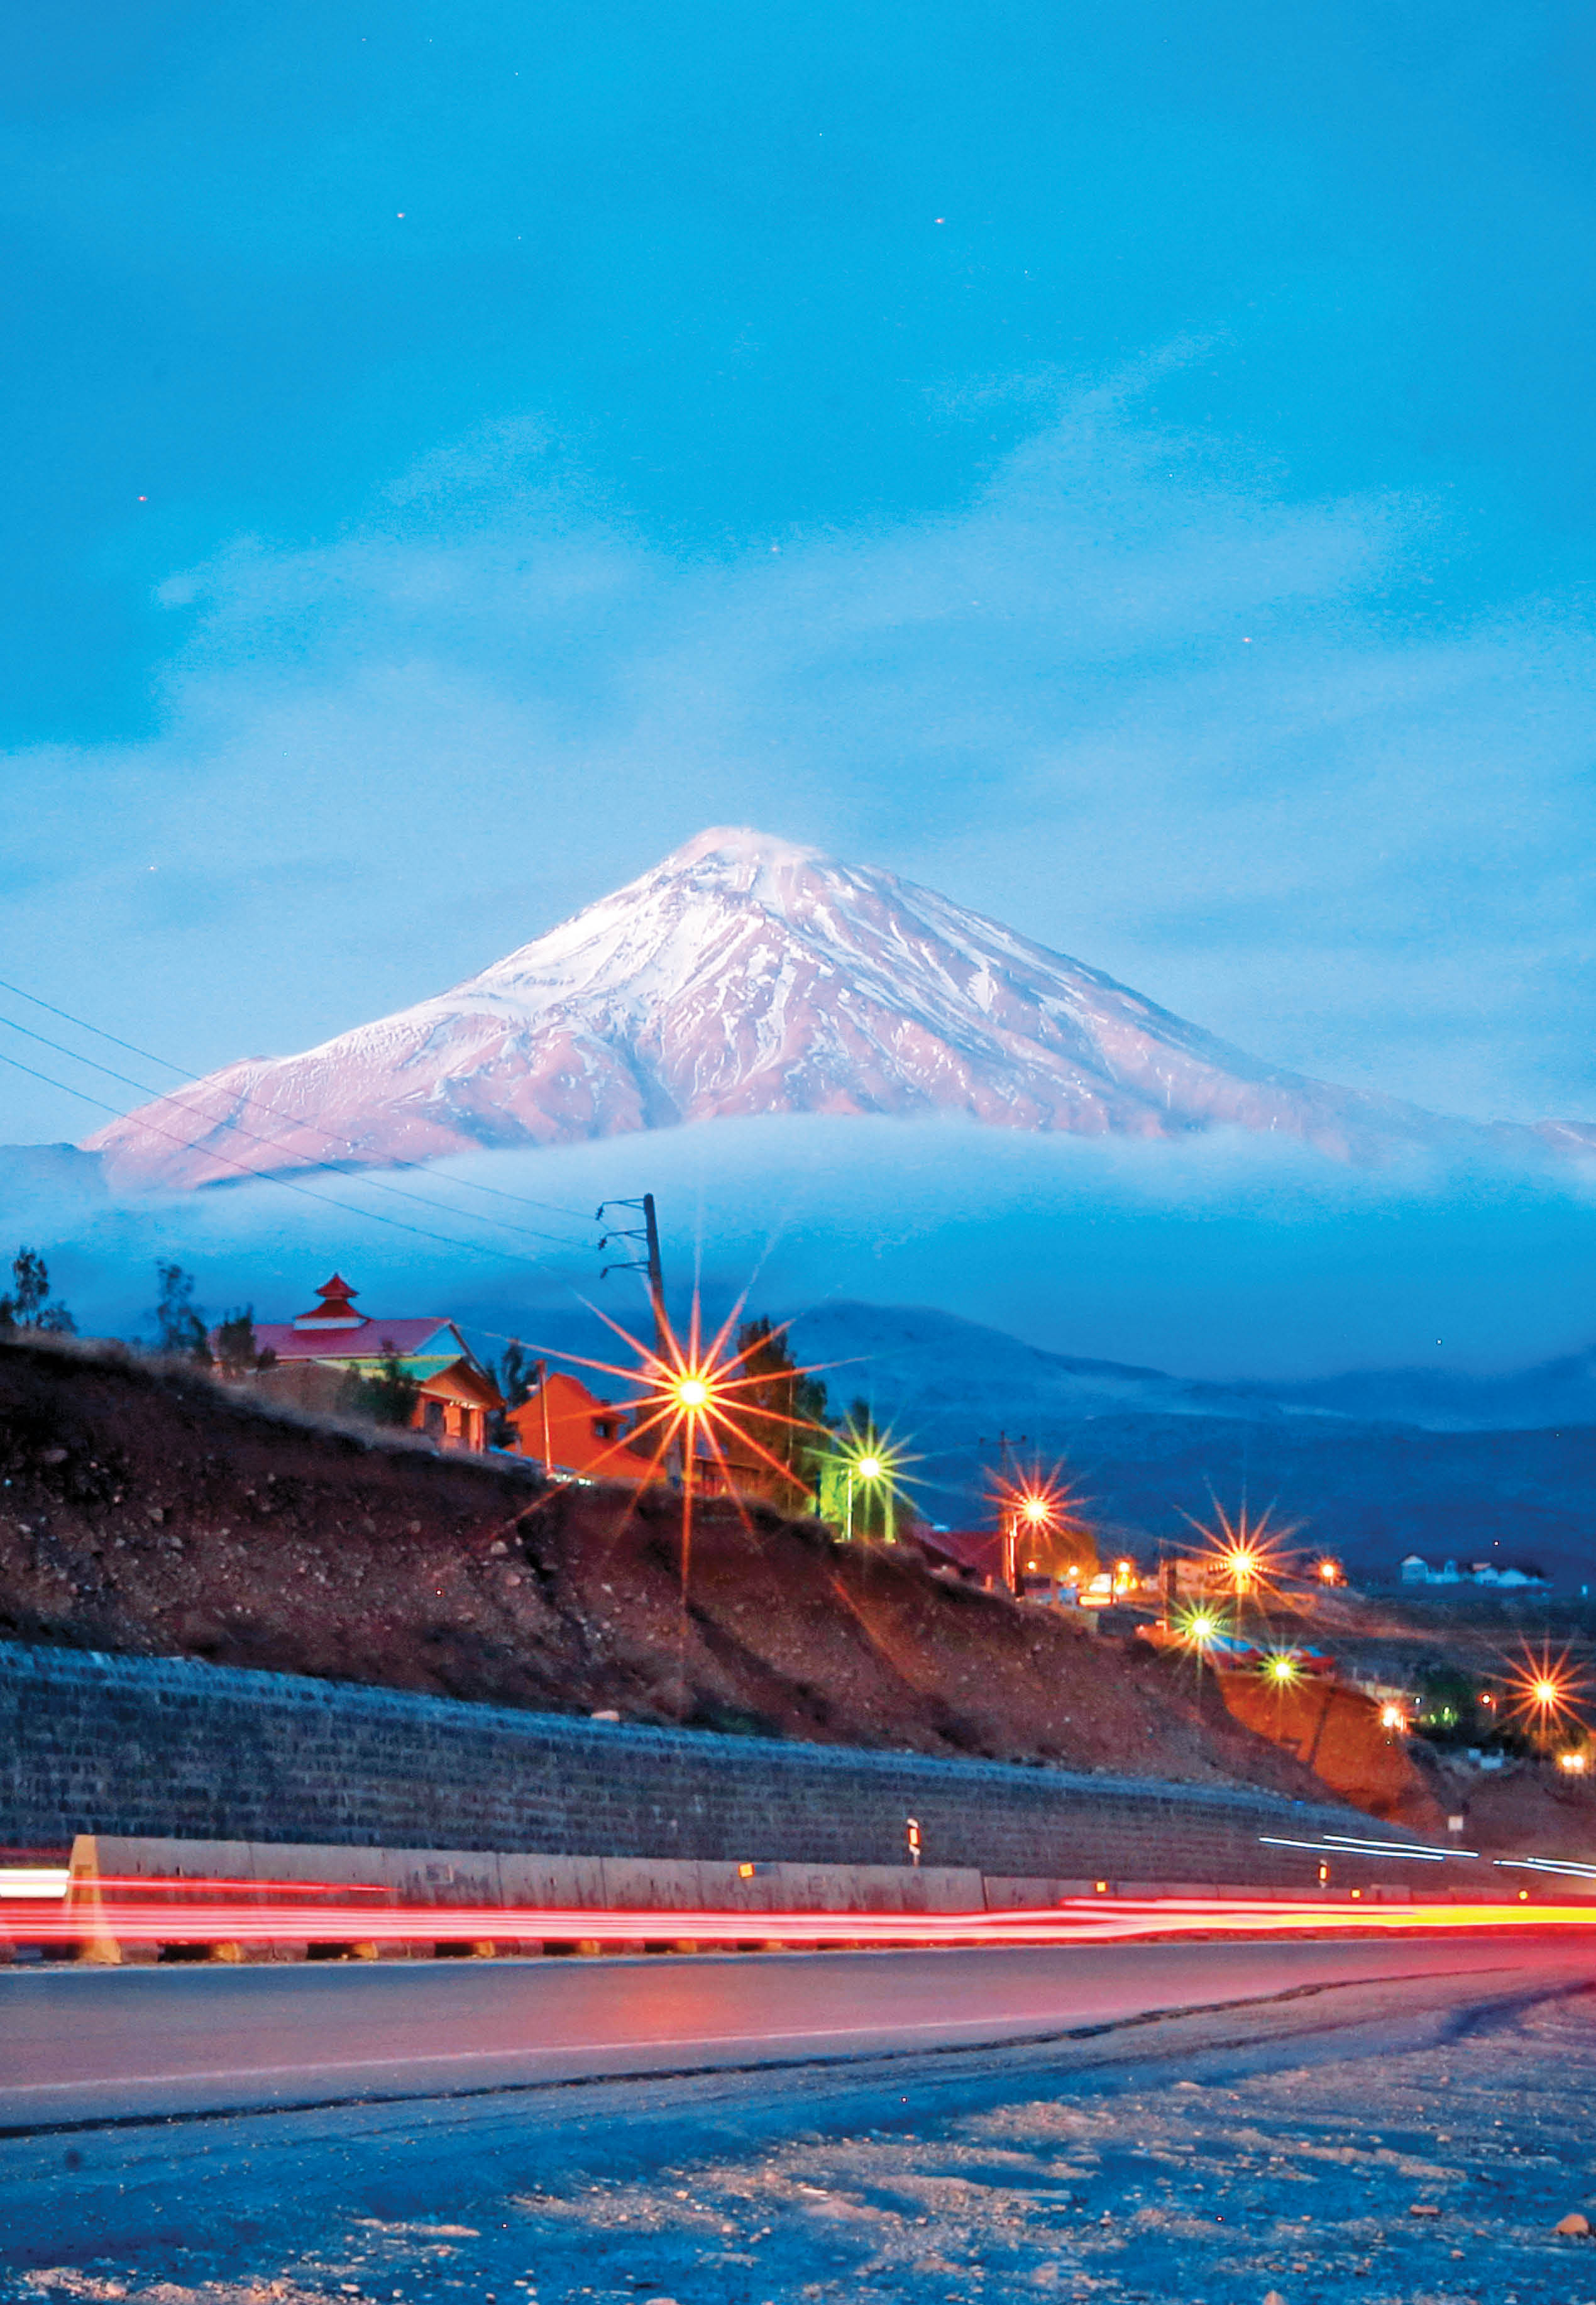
[0,1334,1340,1799]
[1218,1672,1441,1832]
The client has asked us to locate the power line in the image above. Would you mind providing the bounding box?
[0,1011,589,1255]
[0,970,593,1224]
[0,1047,592,1265]
[0,1010,588,1252]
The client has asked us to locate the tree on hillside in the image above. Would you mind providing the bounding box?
[733,1316,830,1513]
[0,1246,77,1334]
[498,1340,538,1411]
[1413,1663,1495,1749]
[154,1262,211,1363]
[214,1307,275,1378]
[489,1340,539,1448]
[339,1342,421,1429]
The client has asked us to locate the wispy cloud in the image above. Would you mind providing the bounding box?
[6,368,1596,1144]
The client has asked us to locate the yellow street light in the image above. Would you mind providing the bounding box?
[984,1459,1085,1596]
[1224,1544,1261,1595]
[1184,1500,1298,1608]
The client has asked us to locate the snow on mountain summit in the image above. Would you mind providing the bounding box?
[88,827,1463,1189]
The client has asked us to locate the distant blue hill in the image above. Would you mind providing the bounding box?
[1257,1354,1596,1433]
[785,1302,1596,1590]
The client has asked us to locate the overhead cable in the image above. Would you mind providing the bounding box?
[0,970,592,1224]
[0,1047,590,1265]
[0,1011,588,1254]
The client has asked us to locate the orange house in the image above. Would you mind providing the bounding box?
[506,1369,781,1499]
[506,1370,659,1483]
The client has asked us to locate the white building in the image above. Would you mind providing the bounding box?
[1400,1553,1548,1591]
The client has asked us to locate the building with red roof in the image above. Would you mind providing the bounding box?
[247,1273,502,1452]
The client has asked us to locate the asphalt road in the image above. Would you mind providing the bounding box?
[3,1932,1587,2129]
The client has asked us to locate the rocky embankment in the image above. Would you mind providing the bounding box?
[0,1332,1340,1799]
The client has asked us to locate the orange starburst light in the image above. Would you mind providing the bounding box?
[984,1459,1087,1595]
[528,1293,831,1601]
[1184,1498,1297,1606]
[1502,1645,1589,1747]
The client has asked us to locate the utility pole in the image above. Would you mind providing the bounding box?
[597,1193,668,1360]
[597,1192,680,1484]
[534,1356,553,1476]
[639,1192,666,1357]
[979,1428,1029,1596]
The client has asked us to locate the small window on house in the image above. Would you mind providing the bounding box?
[423,1399,445,1436]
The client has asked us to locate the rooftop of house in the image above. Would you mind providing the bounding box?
[249,1274,485,1371]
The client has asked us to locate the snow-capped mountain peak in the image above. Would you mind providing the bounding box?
[87,827,1477,1190]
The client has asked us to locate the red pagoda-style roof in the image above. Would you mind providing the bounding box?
[292,1273,365,1330]
[254,1314,465,1364]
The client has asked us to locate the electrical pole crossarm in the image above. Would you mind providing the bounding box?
[596,1193,668,1361]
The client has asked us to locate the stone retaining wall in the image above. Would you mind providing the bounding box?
[0,1642,1409,1888]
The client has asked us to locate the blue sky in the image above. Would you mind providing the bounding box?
[5,0,1596,1151]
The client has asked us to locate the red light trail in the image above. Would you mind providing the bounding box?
[13,1877,1596,1952]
